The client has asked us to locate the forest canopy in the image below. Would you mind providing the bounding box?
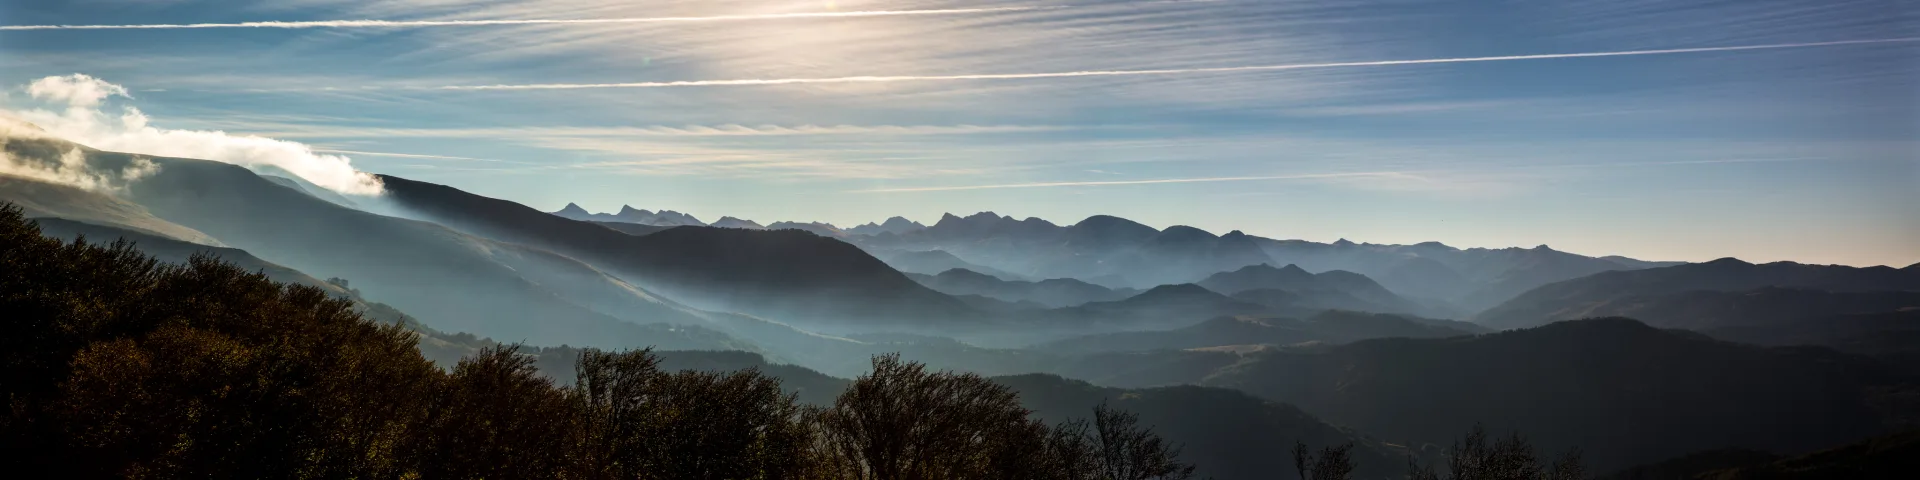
[0,204,1199,479]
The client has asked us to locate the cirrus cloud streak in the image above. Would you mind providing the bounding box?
[0,6,1055,31]
[409,37,1919,91]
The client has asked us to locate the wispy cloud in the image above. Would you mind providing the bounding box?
[397,37,1918,91]
[228,123,1086,139]
[851,151,1868,194]
[1279,100,1515,117]
[310,148,501,162]
[0,6,1053,30]
[1,74,386,195]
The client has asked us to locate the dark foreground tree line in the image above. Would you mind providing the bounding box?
[1289,426,1585,480]
[0,205,1201,479]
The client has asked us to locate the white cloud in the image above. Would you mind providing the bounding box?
[27,73,130,109]
[0,129,160,193]
[3,74,385,195]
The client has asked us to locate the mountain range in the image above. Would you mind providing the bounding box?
[1038,310,1486,355]
[552,203,705,226]
[533,199,1699,315]
[909,268,1135,308]
[7,127,1918,480]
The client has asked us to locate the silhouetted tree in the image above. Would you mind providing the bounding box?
[571,348,813,480]
[413,345,576,479]
[1094,402,1199,480]
[811,353,1043,479]
[1294,441,1314,480]
[1,205,443,477]
[1039,418,1103,480]
[1311,443,1356,480]
[1407,425,1588,480]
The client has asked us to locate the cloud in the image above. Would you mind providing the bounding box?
[218,123,1082,139]
[0,6,1052,30]
[0,127,160,193]
[311,148,499,162]
[400,37,1918,91]
[27,74,130,108]
[2,74,385,195]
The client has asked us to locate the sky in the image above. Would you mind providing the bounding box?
[0,0,1914,266]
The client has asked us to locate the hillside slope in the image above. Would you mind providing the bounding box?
[377,175,981,329]
[8,138,734,349]
[1202,318,1910,472]
[1478,259,1920,330]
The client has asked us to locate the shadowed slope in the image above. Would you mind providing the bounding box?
[376,174,980,328]
[1202,318,1909,472]
[6,139,730,349]
[0,174,220,246]
[31,217,334,292]
[1478,259,1920,329]
[1039,310,1481,354]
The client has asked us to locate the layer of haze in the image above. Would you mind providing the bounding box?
[1,0,1913,266]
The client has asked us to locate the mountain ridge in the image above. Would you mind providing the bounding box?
[378,175,983,329]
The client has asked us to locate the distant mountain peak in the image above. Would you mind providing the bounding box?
[934,268,996,281]
[1152,225,1218,244]
[847,216,925,235]
[617,205,650,216]
[1532,244,1554,251]
[1071,215,1156,237]
[557,202,590,216]
[710,216,764,229]
[765,220,841,236]
[1414,241,1449,248]
[1222,263,1311,276]
[1137,283,1217,298]
[658,210,704,225]
[1703,257,1754,267]
[1333,238,1356,246]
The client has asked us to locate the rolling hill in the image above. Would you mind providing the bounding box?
[1038,310,1483,355]
[8,138,750,349]
[1477,258,1920,330]
[911,268,1133,308]
[1200,318,1911,472]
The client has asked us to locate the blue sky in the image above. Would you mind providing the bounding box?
[1,0,1914,266]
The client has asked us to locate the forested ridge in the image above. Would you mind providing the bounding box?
[10,199,1916,480]
[0,204,1196,479]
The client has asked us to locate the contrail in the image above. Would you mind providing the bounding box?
[431,37,1920,91]
[854,172,1416,193]
[0,6,1052,30]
